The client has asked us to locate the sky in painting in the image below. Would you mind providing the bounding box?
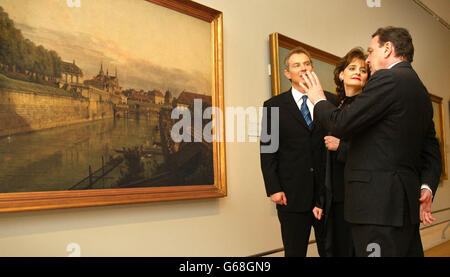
[0,0,212,96]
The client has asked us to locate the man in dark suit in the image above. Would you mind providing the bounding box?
[301,27,441,256]
[260,47,338,257]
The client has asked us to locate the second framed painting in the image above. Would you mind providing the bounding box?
[0,0,226,212]
[429,94,448,181]
[269,32,341,96]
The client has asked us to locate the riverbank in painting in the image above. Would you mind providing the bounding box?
[0,114,163,193]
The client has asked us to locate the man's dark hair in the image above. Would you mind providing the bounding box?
[283,46,313,70]
[372,26,414,63]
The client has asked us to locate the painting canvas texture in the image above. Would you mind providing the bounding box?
[0,0,214,193]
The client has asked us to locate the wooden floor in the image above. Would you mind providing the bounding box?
[424,240,450,257]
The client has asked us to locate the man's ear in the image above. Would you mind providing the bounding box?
[283,69,291,80]
[384,42,394,58]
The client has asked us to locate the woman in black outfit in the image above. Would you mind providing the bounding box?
[313,47,370,257]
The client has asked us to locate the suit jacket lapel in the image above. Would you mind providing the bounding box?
[282,91,310,131]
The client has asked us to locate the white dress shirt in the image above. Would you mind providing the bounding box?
[292,87,314,121]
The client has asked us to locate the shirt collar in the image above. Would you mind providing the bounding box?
[291,86,307,103]
[387,61,402,69]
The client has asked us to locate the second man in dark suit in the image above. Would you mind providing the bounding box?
[260,47,337,257]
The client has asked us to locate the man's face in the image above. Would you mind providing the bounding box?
[283,53,313,87]
[366,35,387,73]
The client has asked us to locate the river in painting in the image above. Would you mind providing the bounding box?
[0,115,164,193]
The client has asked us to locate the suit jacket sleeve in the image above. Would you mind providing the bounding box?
[260,100,282,196]
[314,91,338,209]
[314,70,396,139]
[324,91,339,107]
[336,140,349,163]
[420,116,442,196]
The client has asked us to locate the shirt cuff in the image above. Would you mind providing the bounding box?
[421,184,433,194]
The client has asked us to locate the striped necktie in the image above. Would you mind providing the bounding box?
[300,95,312,129]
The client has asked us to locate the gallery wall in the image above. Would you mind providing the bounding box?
[0,0,448,256]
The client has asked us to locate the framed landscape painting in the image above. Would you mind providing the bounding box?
[0,0,226,212]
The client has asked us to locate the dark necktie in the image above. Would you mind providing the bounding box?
[300,95,312,129]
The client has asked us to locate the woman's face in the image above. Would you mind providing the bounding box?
[339,58,369,94]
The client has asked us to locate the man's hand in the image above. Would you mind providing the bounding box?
[313,207,323,220]
[419,189,435,226]
[324,136,340,151]
[298,71,326,105]
[270,191,287,206]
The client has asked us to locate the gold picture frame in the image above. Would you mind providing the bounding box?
[269,32,341,96]
[429,93,448,180]
[0,0,226,213]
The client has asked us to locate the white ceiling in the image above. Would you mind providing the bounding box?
[417,0,450,27]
